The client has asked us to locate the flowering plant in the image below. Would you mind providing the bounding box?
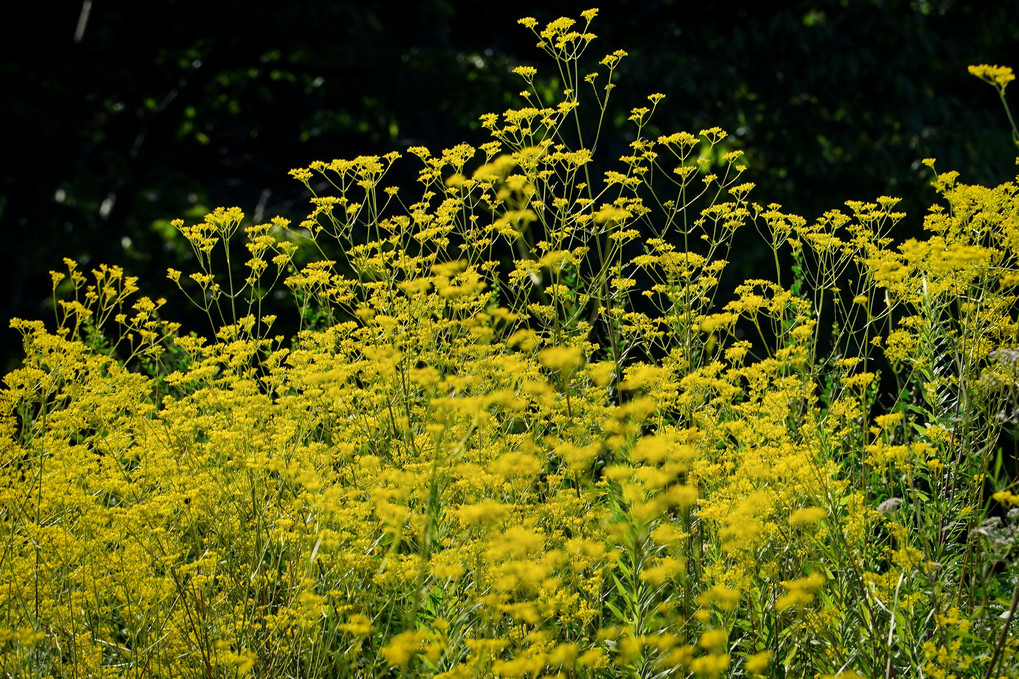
[2,11,1018,678]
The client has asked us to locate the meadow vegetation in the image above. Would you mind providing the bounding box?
[2,11,1019,678]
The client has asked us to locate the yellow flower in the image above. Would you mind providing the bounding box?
[992,490,1019,507]
[587,361,615,387]
[696,585,741,612]
[381,629,426,669]
[775,572,825,611]
[698,628,728,650]
[458,498,511,527]
[512,65,538,82]
[538,345,585,373]
[968,63,1015,91]
[745,651,772,674]
[788,506,827,527]
[690,653,730,676]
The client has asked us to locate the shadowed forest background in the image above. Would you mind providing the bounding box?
[2,0,1018,370]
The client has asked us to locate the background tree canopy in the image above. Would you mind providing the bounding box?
[3,0,1017,369]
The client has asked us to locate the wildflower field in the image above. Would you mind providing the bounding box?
[3,11,1019,678]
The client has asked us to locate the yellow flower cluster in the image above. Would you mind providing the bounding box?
[969,63,1016,92]
[3,10,1019,679]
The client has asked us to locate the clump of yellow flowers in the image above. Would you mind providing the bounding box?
[3,10,1019,678]
[970,63,1018,149]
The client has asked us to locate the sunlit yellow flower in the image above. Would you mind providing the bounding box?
[968,63,1015,91]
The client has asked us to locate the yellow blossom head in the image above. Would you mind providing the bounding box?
[969,63,1015,92]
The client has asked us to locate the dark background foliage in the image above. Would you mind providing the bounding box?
[3,0,1017,370]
